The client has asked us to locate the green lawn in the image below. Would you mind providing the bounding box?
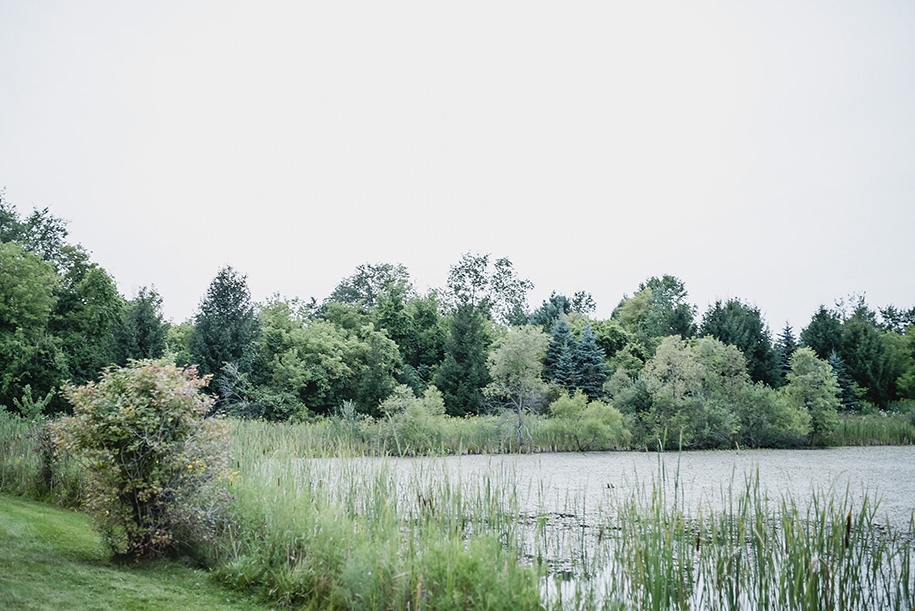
[0,494,271,611]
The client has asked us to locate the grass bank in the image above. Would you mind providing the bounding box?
[0,493,269,611]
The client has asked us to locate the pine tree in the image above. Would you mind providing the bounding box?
[776,323,798,384]
[544,317,574,382]
[554,339,578,393]
[573,323,608,400]
[188,266,260,383]
[433,304,492,416]
[828,350,859,411]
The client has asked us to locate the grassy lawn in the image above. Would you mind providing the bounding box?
[0,494,271,611]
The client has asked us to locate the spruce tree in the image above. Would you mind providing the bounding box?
[544,317,574,382]
[828,350,859,411]
[433,304,492,416]
[188,266,260,383]
[573,323,608,400]
[776,323,798,384]
[700,299,780,386]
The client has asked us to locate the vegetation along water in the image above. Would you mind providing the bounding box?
[2,196,915,608]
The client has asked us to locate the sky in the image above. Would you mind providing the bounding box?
[1,0,914,331]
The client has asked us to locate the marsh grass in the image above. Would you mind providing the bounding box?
[217,424,915,610]
[0,411,82,506]
[826,412,915,446]
[3,412,913,610]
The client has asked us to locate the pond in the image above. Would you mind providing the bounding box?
[388,445,915,531]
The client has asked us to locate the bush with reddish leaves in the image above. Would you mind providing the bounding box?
[52,360,232,560]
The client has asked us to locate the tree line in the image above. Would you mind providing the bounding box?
[2,195,914,447]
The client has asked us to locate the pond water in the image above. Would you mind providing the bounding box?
[389,446,915,531]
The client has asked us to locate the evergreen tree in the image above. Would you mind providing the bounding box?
[433,304,492,416]
[113,286,167,365]
[776,323,798,384]
[800,306,843,360]
[544,317,574,382]
[841,306,895,407]
[700,299,780,386]
[529,291,596,329]
[188,266,260,385]
[554,339,578,392]
[827,350,859,411]
[573,323,607,400]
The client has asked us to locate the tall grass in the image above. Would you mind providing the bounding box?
[0,410,82,506]
[826,412,915,446]
[3,411,913,610]
[215,424,915,610]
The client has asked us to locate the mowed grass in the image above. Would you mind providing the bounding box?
[0,494,271,611]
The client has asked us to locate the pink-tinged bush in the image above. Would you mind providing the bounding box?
[51,360,232,560]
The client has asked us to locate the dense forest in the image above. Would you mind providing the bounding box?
[2,193,914,449]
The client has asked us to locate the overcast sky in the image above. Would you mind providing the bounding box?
[1,0,913,330]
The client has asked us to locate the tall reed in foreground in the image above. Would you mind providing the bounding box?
[217,423,915,610]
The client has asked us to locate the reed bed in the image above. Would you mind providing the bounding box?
[215,423,915,610]
[826,412,915,446]
[2,413,913,610]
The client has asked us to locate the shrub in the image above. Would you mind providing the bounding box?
[378,384,447,455]
[51,360,232,560]
[544,390,630,451]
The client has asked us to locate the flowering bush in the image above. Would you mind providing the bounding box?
[51,360,232,559]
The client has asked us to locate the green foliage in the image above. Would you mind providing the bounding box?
[484,325,549,448]
[800,305,844,360]
[166,321,194,367]
[733,383,811,448]
[775,322,798,384]
[0,241,67,413]
[326,262,413,313]
[51,360,232,559]
[612,275,697,346]
[255,297,401,417]
[378,385,448,455]
[434,304,492,416]
[897,325,915,399]
[112,286,167,365]
[543,390,629,451]
[700,298,780,386]
[573,323,607,399]
[529,290,596,328]
[188,266,260,383]
[446,252,533,325]
[782,347,841,444]
[840,304,897,407]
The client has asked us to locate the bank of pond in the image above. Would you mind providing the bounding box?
[1,413,914,610]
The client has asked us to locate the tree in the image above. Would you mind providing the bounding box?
[484,325,549,448]
[613,275,697,345]
[113,286,167,365]
[433,304,492,416]
[828,350,859,411]
[545,390,629,451]
[446,252,533,325]
[188,266,260,390]
[326,262,413,313]
[529,291,596,328]
[775,323,798,384]
[896,324,915,399]
[700,299,780,386]
[543,317,575,384]
[800,306,843,361]
[573,323,607,400]
[0,241,66,412]
[50,263,124,383]
[782,347,840,444]
[841,303,896,408]
[52,360,231,559]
